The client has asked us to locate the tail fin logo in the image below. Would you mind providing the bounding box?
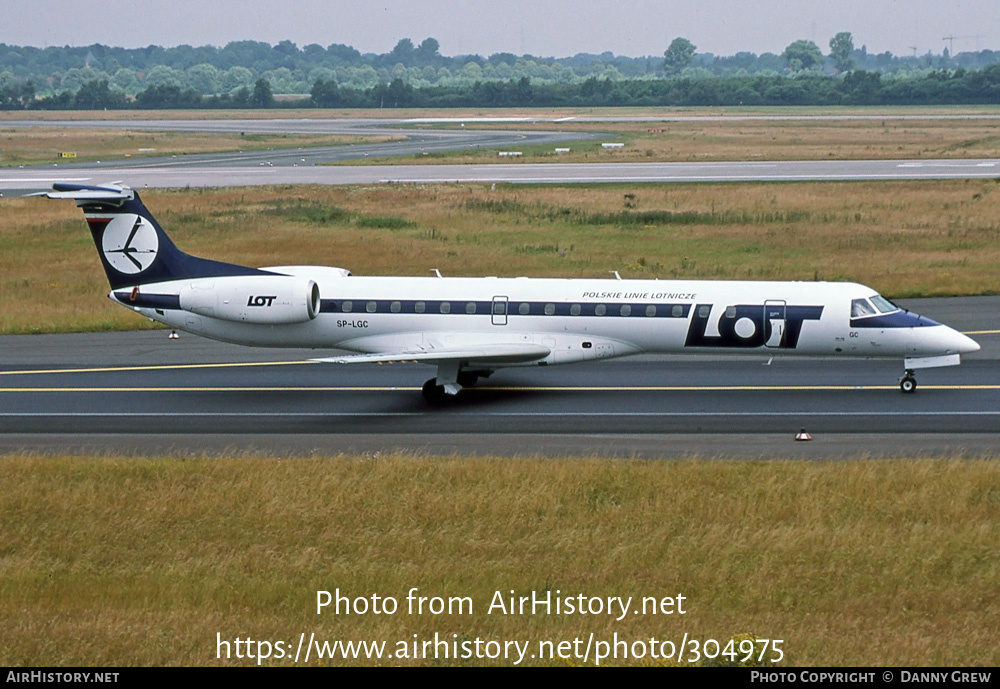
[101,214,159,274]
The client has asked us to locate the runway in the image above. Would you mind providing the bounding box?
[1,116,608,196]
[5,159,1000,195]
[3,115,1000,194]
[0,297,996,458]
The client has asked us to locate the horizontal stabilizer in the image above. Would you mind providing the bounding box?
[313,343,550,366]
[39,182,134,201]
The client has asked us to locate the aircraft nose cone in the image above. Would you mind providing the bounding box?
[955,330,981,354]
[948,328,980,354]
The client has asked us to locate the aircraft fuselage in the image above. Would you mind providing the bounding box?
[42,183,979,400]
[112,274,976,368]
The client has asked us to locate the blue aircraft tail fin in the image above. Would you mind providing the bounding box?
[44,183,269,289]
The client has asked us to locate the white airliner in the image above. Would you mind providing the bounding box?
[43,182,979,402]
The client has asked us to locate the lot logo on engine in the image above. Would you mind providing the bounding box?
[101,214,159,274]
[248,295,277,307]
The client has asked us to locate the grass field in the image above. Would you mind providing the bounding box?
[0,127,399,167]
[361,115,1000,165]
[1,454,997,667]
[6,106,1000,166]
[2,180,998,334]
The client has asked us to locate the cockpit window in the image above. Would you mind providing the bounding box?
[870,294,899,314]
[851,298,876,318]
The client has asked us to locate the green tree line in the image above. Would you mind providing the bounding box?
[2,32,1000,109]
[6,66,999,110]
[307,66,1000,107]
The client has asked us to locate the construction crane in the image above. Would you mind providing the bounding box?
[942,35,984,53]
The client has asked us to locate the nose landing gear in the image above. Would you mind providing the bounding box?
[899,369,917,393]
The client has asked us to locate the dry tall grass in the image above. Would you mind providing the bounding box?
[1,454,997,666]
[1,180,998,333]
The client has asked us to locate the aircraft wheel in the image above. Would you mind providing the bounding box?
[900,376,917,394]
[422,378,449,404]
[456,371,479,387]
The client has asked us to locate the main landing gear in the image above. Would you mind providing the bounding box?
[899,369,917,394]
[421,378,450,404]
[421,369,490,404]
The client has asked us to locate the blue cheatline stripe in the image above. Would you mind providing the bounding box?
[319,299,694,318]
[113,292,181,309]
[118,295,696,318]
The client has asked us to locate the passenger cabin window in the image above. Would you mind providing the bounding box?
[342,300,353,313]
[414,301,425,313]
[595,304,607,316]
[390,301,401,313]
[620,304,631,317]
[851,298,877,318]
[672,305,684,318]
[570,304,581,316]
[466,302,477,314]
[440,302,451,314]
[366,301,377,313]
[645,305,656,317]
[518,303,530,315]
[544,303,556,315]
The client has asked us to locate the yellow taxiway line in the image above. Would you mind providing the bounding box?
[1,384,998,393]
[0,360,317,376]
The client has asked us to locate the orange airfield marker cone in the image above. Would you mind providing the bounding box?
[795,428,812,441]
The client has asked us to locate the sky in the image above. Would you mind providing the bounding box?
[4,0,999,58]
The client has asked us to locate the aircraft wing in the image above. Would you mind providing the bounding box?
[312,342,550,366]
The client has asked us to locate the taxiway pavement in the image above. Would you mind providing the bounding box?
[0,298,996,458]
[5,159,1000,196]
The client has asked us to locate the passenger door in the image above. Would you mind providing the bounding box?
[491,296,508,326]
[764,300,786,348]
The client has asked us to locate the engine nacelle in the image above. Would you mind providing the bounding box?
[178,275,320,324]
